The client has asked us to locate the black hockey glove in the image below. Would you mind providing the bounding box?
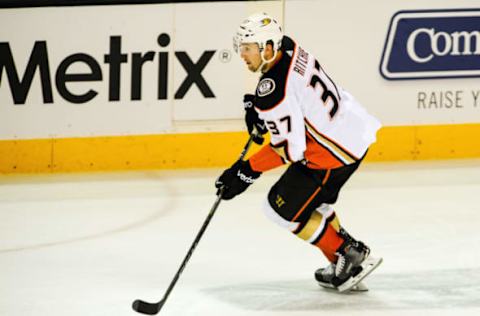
[215,160,262,200]
[244,94,268,145]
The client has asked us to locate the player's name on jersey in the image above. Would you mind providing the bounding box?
[293,46,309,77]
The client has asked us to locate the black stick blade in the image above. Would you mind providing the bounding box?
[132,299,163,315]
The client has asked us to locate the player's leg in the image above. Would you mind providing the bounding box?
[292,204,371,290]
[262,163,347,262]
[262,161,378,290]
[313,160,378,290]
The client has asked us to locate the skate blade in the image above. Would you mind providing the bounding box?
[337,257,383,293]
[318,281,369,292]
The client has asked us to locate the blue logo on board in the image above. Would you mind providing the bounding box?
[380,9,480,80]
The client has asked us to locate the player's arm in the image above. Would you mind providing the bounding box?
[249,82,307,171]
[265,100,306,162]
[243,94,268,145]
[249,144,286,172]
[214,75,305,200]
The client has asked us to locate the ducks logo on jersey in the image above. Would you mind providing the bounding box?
[257,78,276,97]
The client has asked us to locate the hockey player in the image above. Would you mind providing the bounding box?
[215,13,382,292]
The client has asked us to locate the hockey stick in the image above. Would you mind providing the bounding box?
[132,134,256,315]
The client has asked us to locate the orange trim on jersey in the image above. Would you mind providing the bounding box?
[304,132,345,169]
[305,118,359,161]
[257,43,298,113]
[271,139,293,162]
[248,144,285,172]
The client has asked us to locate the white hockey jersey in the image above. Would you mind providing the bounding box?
[249,36,381,172]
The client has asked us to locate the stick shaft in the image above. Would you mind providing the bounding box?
[157,134,255,307]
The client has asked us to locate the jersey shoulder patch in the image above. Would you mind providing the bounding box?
[255,51,294,111]
[257,78,276,97]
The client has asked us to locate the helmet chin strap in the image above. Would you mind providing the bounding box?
[255,49,278,73]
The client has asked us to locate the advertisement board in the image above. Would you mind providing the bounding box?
[0,1,282,140]
[1,0,479,172]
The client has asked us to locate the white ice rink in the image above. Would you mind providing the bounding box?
[1,160,480,316]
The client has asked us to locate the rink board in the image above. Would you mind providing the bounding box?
[1,0,480,173]
[1,123,480,173]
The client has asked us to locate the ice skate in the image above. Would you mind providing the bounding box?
[336,256,382,292]
[331,239,382,293]
[315,263,369,292]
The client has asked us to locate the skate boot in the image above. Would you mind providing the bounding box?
[315,263,369,292]
[331,236,382,292]
[315,262,336,288]
[331,239,370,286]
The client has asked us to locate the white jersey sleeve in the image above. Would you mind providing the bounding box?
[256,78,306,162]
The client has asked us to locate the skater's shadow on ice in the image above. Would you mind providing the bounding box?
[203,268,480,311]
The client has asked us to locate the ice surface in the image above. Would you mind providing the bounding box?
[1,160,479,316]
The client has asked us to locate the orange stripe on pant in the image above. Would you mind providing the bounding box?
[291,169,331,222]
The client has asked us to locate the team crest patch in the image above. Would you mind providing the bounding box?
[257,78,276,97]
